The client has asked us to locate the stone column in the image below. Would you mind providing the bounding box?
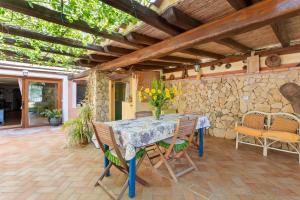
[87,70,109,122]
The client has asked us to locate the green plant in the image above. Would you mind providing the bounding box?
[139,80,177,119]
[41,109,62,119]
[63,103,93,146]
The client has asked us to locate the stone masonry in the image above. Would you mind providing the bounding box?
[166,68,300,139]
[87,70,109,122]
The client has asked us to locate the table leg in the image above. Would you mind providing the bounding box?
[104,144,110,177]
[128,157,136,198]
[199,128,204,157]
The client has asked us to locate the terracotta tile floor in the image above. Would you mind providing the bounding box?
[1,127,300,200]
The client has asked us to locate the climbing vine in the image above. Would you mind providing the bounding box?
[0,0,150,68]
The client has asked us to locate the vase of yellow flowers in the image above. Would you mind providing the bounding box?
[139,80,177,120]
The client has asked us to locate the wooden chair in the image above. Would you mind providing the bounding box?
[135,111,152,118]
[91,122,148,200]
[154,117,198,182]
[134,111,160,166]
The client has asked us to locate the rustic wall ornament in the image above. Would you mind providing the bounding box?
[280,83,300,114]
[242,65,247,70]
[265,54,281,67]
[169,74,175,80]
[225,63,232,69]
[210,65,215,70]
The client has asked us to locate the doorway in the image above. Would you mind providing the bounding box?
[24,78,62,127]
[0,77,22,129]
[114,82,126,120]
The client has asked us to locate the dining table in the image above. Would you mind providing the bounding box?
[97,114,211,198]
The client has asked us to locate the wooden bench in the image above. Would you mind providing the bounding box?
[235,111,300,163]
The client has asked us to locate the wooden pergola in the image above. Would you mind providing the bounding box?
[1,0,300,78]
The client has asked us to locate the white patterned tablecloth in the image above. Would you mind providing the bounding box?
[92,114,210,160]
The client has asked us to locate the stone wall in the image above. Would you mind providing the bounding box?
[87,70,109,122]
[166,68,300,139]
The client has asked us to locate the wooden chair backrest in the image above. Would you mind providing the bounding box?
[175,117,197,143]
[135,111,152,118]
[91,121,128,168]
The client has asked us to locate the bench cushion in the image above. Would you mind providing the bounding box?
[270,117,299,133]
[235,126,264,137]
[263,131,300,142]
[243,114,265,129]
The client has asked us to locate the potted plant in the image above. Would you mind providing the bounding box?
[63,103,92,146]
[41,109,62,126]
[139,80,177,120]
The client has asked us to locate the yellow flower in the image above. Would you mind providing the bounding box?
[144,88,150,93]
[173,86,177,94]
[149,93,152,96]
[151,89,156,94]
[157,89,161,94]
[143,96,147,100]
[166,91,171,98]
[153,96,157,101]
[165,88,170,93]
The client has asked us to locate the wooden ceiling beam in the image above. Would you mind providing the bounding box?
[0,0,143,48]
[89,54,117,62]
[163,43,300,73]
[126,32,224,59]
[271,21,291,47]
[0,23,105,53]
[99,0,181,35]
[103,44,198,64]
[1,37,89,59]
[225,0,251,10]
[229,0,290,47]
[162,7,251,53]
[98,0,300,70]
[76,59,99,68]
[101,0,221,59]
[0,48,79,67]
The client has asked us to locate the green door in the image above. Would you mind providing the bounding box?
[115,82,126,120]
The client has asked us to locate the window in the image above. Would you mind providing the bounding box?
[76,81,87,106]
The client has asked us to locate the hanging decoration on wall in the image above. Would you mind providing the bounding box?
[265,54,281,68]
[169,74,175,80]
[225,63,232,69]
[243,65,247,70]
[210,65,215,71]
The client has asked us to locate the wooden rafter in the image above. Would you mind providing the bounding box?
[89,53,179,67]
[103,44,198,64]
[0,48,80,68]
[100,0,223,59]
[0,0,143,48]
[163,43,300,73]
[271,21,290,47]
[76,59,99,68]
[225,0,251,10]
[1,37,89,59]
[98,0,300,70]
[0,23,105,53]
[126,32,224,59]
[228,0,291,47]
[99,0,181,35]
[162,7,251,53]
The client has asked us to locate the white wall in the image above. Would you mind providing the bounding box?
[0,69,69,122]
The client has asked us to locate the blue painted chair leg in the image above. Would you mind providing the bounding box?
[104,144,110,177]
[199,128,204,157]
[128,157,136,198]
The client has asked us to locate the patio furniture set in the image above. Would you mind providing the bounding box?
[92,113,210,199]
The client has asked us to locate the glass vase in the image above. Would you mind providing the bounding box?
[154,106,161,120]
